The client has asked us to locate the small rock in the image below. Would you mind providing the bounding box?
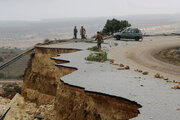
[171,85,180,89]
[142,71,149,75]
[163,77,169,80]
[119,64,124,67]
[134,69,143,73]
[125,66,130,70]
[155,73,161,78]
[112,63,119,66]
[173,80,180,84]
[117,68,125,70]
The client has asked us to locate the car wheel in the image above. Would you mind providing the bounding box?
[135,37,139,41]
[116,36,121,40]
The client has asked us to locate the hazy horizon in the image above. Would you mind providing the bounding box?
[0,13,179,22]
[0,13,180,45]
[0,15,180,48]
[1,0,180,21]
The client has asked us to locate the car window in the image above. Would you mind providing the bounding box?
[123,28,140,33]
[130,29,135,33]
[123,29,128,33]
[134,29,139,33]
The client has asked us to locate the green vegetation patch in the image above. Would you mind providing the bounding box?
[85,51,107,62]
[102,18,131,35]
[87,46,99,52]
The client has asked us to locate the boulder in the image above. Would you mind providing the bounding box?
[154,73,161,78]
[125,66,130,70]
[171,85,180,89]
[112,63,119,66]
[142,72,149,75]
[119,64,124,67]
[173,80,180,84]
[163,77,169,80]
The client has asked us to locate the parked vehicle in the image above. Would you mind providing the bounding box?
[113,28,143,41]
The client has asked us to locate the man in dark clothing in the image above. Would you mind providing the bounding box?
[95,31,103,50]
[80,26,84,39]
[74,26,78,39]
[83,28,86,39]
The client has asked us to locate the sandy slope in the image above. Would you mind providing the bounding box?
[108,36,180,80]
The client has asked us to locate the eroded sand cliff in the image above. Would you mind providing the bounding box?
[4,46,141,120]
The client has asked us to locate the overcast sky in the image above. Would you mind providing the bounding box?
[0,0,180,21]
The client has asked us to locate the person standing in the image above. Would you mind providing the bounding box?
[95,31,103,50]
[74,26,78,39]
[83,28,86,39]
[80,26,84,39]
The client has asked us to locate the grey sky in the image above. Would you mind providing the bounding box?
[0,0,180,21]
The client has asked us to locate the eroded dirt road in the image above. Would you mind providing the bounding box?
[108,36,180,80]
